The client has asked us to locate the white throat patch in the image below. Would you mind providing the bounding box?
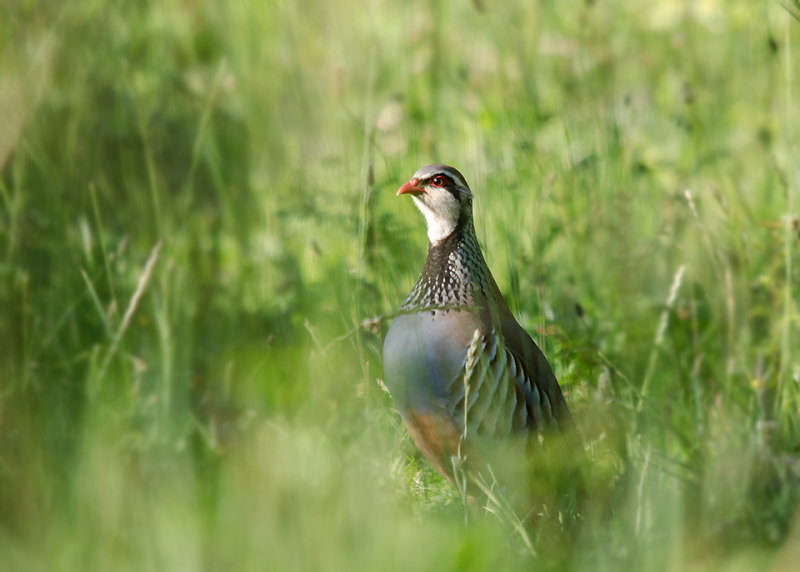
[412,192,461,244]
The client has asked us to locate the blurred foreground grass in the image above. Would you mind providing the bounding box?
[1,0,800,569]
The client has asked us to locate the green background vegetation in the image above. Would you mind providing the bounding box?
[1,0,799,569]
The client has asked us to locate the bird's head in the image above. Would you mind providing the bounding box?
[396,164,473,244]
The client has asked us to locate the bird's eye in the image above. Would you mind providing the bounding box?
[430,176,446,187]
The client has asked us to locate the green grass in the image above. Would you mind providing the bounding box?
[1,0,799,569]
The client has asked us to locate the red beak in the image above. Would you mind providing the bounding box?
[397,178,426,196]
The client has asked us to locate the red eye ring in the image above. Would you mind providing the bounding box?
[430,176,445,187]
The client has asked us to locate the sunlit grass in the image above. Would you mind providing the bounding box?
[1,0,799,569]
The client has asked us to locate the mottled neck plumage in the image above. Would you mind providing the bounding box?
[401,216,496,312]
